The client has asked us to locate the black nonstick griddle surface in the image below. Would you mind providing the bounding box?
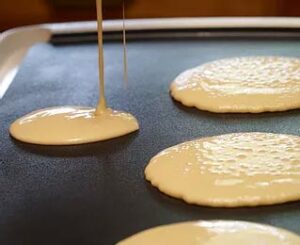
[1,35,300,244]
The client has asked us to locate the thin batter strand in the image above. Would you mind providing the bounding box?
[123,0,128,87]
[96,0,107,114]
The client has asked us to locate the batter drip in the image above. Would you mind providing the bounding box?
[10,0,139,145]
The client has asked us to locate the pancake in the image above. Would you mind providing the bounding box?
[170,56,300,113]
[10,107,138,145]
[145,132,300,207]
[118,220,300,245]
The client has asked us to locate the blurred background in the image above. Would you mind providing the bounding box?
[1,0,300,31]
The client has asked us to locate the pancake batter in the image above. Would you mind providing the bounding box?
[118,221,300,245]
[10,0,139,145]
[170,56,300,113]
[145,133,300,207]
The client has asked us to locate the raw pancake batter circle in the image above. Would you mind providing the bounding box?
[145,133,300,207]
[10,107,139,145]
[117,220,300,245]
[170,56,300,113]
